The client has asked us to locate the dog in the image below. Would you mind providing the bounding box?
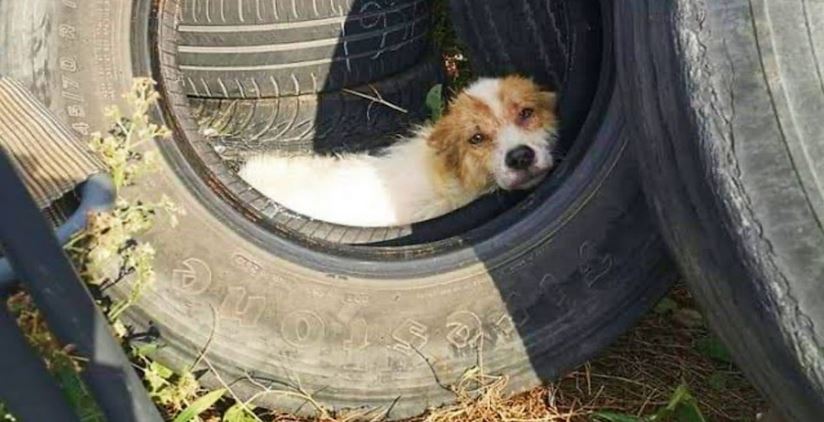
[238,76,559,227]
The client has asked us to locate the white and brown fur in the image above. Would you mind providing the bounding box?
[238,76,559,227]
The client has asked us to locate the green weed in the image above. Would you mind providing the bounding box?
[593,384,706,422]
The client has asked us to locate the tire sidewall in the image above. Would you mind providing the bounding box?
[615,2,824,420]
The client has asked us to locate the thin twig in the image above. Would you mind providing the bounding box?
[190,303,218,370]
[203,357,264,422]
[241,371,333,420]
[342,85,408,114]
[413,346,453,393]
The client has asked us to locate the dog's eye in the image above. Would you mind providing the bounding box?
[468,133,485,145]
[519,108,534,120]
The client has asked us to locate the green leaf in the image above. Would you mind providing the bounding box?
[132,342,159,358]
[695,336,733,364]
[150,361,174,379]
[654,297,679,314]
[651,384,706,422]
[426,84,444,121]
[591,411,642,422]
[144,372,166,395]
[54,365,87,407]
[673,400,706,422]
[222,404,258,422]
[145,361,175,395]
[172,388,226,422]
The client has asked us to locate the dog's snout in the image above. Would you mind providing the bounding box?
[505,145,535,170]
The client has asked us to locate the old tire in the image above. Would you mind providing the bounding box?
[616,1,824,420]
[179,0,432,98]
[1,0,673,419]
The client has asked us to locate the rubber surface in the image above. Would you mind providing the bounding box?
[0,0,674,419]
[179,0,439,156]
[190,55,442,156]
[180,0,431,98]
[615,1,824,420]
[448,0,567,89]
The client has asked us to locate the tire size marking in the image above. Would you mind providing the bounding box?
[343,293,369,305]
[93,0,117,103]
[59,24,77,40]
[58,2,88,135]
[231,253,263,276]
[59,56,78,73]
[58,55,85,114]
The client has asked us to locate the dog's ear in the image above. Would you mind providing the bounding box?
[540,91,558,112]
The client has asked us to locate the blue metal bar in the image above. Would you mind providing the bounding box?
[0,150,162,422]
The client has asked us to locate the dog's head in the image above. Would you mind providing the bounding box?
[427,76,559,193]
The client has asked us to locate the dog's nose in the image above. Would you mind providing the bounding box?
[505,146,535,170]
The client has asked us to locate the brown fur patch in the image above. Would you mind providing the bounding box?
[498,76,557,131]
[427,93,498,193]
[427,76,557,195]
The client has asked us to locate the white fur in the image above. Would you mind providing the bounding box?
[239,77,556,227]
[493,124,557,189]
[465,78,504,117]
[238,129,479,227]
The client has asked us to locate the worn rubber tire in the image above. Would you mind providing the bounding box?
[615,1,824,421]
[179,0,439,154]
[190,55,442,156]
[179,0,431,98]
[0,0,674,419]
